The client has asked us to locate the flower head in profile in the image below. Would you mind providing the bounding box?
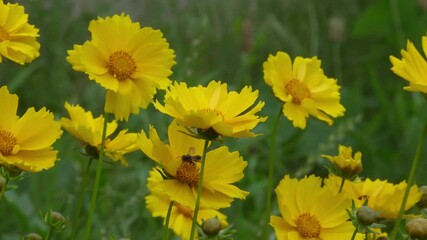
[0,1,40,64]
[270,175,363,240]
[322,145,363,178]
[390,36,427,93]
[67,13,176,121]
[146,168,228,240]
[263,51,345,129]
[153,81,266,139]
[325,176,422,219]
[0,86,62,172]
[60,102,138,165]
[139,120,249,209]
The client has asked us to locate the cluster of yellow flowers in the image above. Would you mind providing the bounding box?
[1,0,427,240]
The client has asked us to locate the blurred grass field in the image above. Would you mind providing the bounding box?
[1,0,427,239]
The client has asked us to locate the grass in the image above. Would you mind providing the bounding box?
[1,0,427,239]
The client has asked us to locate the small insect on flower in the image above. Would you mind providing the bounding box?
[180,147,202,164]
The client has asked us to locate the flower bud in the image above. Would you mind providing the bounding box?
[406,218,427,238]
[328,16,345,42]
[43,210,69,231]
[419,0,427,11]
[322,145,363,179]
[24,233,42,240]
[356,206,378,226]
[202,217,222,236]
[418,185,427,208]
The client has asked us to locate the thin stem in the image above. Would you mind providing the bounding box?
[390,0,404,46]
[45,226,53,240]
[84,112,109,240]
[189,140,210,240]
[71,158,93,240]
[338,177,345,193]
[163,200,174,240]
[262,107,282,240]
[0,177,10,201]
[390,123,427,240]
[350,228,357,240]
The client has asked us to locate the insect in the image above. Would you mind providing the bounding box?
[180,147,202,163]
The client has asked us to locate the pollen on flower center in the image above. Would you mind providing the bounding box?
[175,202,193,218]
[295,213,322,238]
[175,161,200,187]
[0,130,17,156]
[107,50,136,81]
[285,79,311,104]
[0,26,10,42]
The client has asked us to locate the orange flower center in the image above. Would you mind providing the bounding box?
[175,161,200,187]
[107,51,136,81]
[0,26,10,42]
[174,202,193,218]
[0,130,17,156]
[295,213,322,238]
[285,79,311,104]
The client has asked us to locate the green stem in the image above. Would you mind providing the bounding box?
[45,226,53,240]
[71,158,93,240]
[390,123,427,240]
[189,140,210,240]
[338,177,345,193]
[262,107,282,240]
[84,112,109,240]
[0,177,9,201]
[350,228,357,240]
[163,200,174,240]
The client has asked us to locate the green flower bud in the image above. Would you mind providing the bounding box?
[202,217,222,236]
[356,206,378,226]
[24,233,42,240]
[43,210,69,231]
[418,185,427,209]
[406,218,427,238]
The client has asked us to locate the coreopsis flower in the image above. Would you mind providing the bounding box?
[0,86,62,172]
[270,175,363,240]
[390,35,427,93]
[146,168,227,240]
[60,102,138,165]
[67,13,175,121]
[0,0,40,64]
[322,145,363,178]
[154,81,266,139]
[139,120,249,209]
[263,51,345,129]
[325,176,422,219]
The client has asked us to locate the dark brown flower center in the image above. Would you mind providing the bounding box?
[295,213,322,238]
[107,50,136,81]
[0,130,17,156]
[285,79,311,104]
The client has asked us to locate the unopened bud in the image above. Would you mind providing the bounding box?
[24,233,42,240]
[44,210,69,231]
[406,218,427,238]
[202,217,222,236]
[418,185,427,208]
[357,206,378,226]
[328,16,345,42]
[419,0,427,11]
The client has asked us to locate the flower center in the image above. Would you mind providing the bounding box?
[295,213,322,238]
[285,79,311,104]
[175,161,200,187]
[174,202,193,218]
[0,130,17,156]
[0,26,10,42]
[107,51,136,81]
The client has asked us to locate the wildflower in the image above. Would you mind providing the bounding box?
[263,51,345,129]
[145,168,227,240]
[390,35,427,93]
[0,0,40,64]
[153,81,266,139]
[0,86,62,172]
[139,120,249,209]
[67,13,175,121]
[325,176,422,219]
[60,102,138,165]
[322,145,363,178]
[270,175,363,240]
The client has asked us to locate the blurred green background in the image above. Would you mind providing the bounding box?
[1,0,427,239]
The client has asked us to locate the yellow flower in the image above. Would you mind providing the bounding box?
[146,168,227,240]
[325,175,422,219]
[139,120,249,209]
[390,36,427,93]
[270,175,363,240]
[0,1,40,64]
[263,51,345,129]
[67,13,176,121]
[153,81,266,138]
[60,102,138,165]
[322,145,363,178]
[0,86,61,172]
